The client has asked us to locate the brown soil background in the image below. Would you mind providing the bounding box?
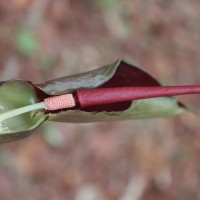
[1,0,200,199]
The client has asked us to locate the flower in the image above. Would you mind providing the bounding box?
[0,60,194,144]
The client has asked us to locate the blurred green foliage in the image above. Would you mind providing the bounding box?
[15,29,39,56]
[95,0,118,8]
[38,54,56,71]
[42,122,65,148]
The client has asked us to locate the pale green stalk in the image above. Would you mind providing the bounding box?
[0,102,46,122]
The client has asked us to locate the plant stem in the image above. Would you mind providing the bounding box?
[0,102,46,122]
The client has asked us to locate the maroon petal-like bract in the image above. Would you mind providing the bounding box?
[35,60,187,123]
[36,60,162,112]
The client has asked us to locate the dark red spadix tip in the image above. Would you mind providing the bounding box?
[76,85,200,108]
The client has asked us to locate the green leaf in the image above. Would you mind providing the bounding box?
[0,81,46,144]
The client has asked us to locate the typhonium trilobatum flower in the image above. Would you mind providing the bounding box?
[0,59,198,144]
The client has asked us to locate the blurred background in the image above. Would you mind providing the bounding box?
[1,0,200,199]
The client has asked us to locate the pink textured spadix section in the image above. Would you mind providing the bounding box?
[44,94,76,110]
